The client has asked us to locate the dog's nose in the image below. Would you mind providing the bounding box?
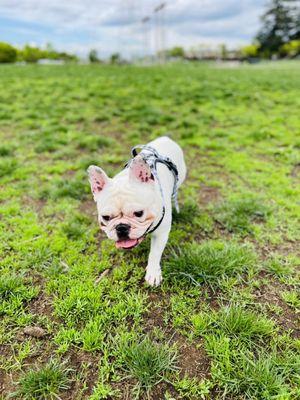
[115,223,130,239]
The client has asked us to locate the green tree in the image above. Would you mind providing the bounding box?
[110,53,121,64]
[56,52,78,62]
[279,39,300,56]
[168,46,185,58]
[0,42,17,63]
[256,0,300,56]
[20,45,44,63]
[89,49,100,63]
[240,44,260,58]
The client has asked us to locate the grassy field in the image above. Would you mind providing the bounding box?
[0,62,299,399]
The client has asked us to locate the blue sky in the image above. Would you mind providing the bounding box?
[0,0,266,58]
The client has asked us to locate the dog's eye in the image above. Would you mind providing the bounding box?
[134,210,144,218]
[102,215,111,221]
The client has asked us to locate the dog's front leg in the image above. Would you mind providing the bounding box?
[145,226,170,287]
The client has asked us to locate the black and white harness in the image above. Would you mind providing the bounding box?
[125,144,179,235]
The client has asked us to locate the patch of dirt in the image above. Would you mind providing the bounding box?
[198,184,221,206]
[112,376,178,400]
[22,195,47,214]
[143,292,169,333]
[252,238,300,261]
[112,381,134,400]
[79,199,97,219]
[28,291,54,318]
[148,381,178,400]
[291,163,300,179]
[62,169,77,178]
[0,369,15,397]
[0,340,56,397]
[60,350,100,399]
[253,278,300,337]
[270,240,300,257]
[142,290,211,398]
[176,335,210,379]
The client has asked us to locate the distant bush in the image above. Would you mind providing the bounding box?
[240,44,260,58]
[19,45,44,63]
[89,49,100,63]
[110,53,121,64]
[280,40,300,58]
[168,46,185,58]
[0,42,17,63]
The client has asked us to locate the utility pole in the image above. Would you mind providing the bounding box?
[141,16,151,61]
[154,2,166,63]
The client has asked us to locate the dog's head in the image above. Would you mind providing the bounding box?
[88,156,161,249]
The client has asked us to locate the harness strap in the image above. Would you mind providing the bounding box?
[144,206,165,235]
[131,144,180,212]
[125,144,179,236]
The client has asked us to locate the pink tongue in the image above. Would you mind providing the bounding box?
[116,239,138,249]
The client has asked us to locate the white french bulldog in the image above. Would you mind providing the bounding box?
[87,136,186,286]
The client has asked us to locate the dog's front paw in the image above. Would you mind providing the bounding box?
[145,268,162,287]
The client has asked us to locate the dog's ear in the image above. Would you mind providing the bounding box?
[129,156,153,183]
[87,165,110,201]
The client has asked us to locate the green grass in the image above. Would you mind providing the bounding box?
[0,61,299,399]
[205,336,300,399]
[191,304,276,340]
[12,359,72,399]
[116,335,178,398]
[165,241,256,286]
[214,196,271,235]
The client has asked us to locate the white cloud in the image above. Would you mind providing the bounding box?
[0,0,266,57]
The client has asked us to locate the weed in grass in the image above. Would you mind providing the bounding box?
[282,291,300,310]
[81,318,106,352]
[0,145,13,156]
[165,240,256,286]
[53,327,81,354]
[0,273,28,301]
[0,158,17,177]
[12,359,72,399]
[0,273,38,316]
[89,381,119,400]
[190,304,276,345]
[174,376,212,400]
[192,304,276,341]
[117,335,178,398]
[214,196,271,234]
[266,254,295,277]
[215,304,276,340]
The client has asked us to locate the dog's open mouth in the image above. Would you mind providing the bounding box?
[115,237,143,250]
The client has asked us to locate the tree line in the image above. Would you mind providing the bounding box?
[0,43,78,64]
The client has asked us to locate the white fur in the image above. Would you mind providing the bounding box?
[88,136,186,286]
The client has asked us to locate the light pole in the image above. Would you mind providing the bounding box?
[154,2,166,64]
[141,16,151,61]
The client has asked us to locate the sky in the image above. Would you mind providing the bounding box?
[0,0,267,58]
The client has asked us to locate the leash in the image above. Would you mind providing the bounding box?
[125,144,179,235]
